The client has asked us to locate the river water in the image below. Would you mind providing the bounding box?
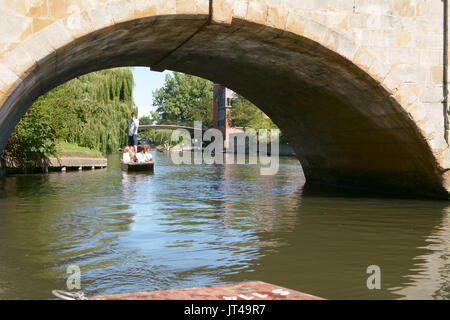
[0,152,448,299]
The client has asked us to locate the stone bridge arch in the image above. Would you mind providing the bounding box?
[0,0,449,198]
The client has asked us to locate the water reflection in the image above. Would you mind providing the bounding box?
[391,208,449,299]
[0,168,135,299]
[0,153,448,299]
[224,196,449,299]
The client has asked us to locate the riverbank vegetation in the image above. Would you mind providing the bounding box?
[137,116,173,147]
[55,141,104,158]
[3,68,136,166]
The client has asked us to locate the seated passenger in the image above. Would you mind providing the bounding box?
[164,140,170,152]
[121,147,132,164]
[135,146,146,163]
[129,147,137,163]
[144,145,153,162]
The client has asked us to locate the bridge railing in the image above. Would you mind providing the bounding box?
[152,120,197,127]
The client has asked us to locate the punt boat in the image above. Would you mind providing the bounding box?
[52,281,323,300]
[121,161,154,172]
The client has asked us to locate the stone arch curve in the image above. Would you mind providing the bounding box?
[0,0,448,198]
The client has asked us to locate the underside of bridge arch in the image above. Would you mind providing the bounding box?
[0,14,447,199]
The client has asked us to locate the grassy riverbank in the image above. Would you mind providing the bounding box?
[54,141,104,158]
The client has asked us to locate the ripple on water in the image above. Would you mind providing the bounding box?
[0,153,448,299]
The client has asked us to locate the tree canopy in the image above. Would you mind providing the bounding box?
[151,72,213,127]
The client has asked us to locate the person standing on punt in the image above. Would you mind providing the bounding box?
[128,112,139,154]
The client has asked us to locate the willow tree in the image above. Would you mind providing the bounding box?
[4,68,137,162]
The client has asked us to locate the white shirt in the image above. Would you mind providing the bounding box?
[145,152,153,162]
[129,118,139,136]
[122,153,131,163]
[136,152,146,163]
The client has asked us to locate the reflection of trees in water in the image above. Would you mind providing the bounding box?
[146,156,307,285]
[121,171,152,202]
[0,174,51,199]
[222,196,449,300]
[0,168,136,299]
[150,156,305,257]
[216,157,304,244]
[120,171,153,230]
[391,207,450,299]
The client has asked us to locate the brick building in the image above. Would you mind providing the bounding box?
[212,84,244,149]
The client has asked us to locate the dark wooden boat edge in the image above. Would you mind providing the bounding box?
[121,162,154,172]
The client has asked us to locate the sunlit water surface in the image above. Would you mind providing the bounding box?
[0,152,448,299]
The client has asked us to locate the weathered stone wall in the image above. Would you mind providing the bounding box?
[283,0,448,163]
[0,0,449,198]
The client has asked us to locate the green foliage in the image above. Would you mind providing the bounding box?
[4,105,56,167]
[4,68,136,163]
[139,116,153,126]
[150,71,289,145]
[152,72,213,127]
[138,115,175,146]
[228,95,289,144]
[228,95,278,130]
[139,129,173,146]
